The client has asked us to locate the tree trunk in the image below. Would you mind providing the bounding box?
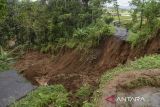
[140,0,144,29]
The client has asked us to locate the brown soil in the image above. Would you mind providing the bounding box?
[15,29,160,92]
[98,69,160,107]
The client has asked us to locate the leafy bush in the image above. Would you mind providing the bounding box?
[108,24,115,34]
[75,84,93,106]
[82,101,94,107]
[123,22,133,29]
[0,46,13,71]
[131,23,141,33]
[127,27,151,47]
[128,17,159,47]
[0,0,112,52]
[66,19,111,50]
[76,84,92,99]
[12,85,69,107]
[127,31,141,47]
[103,16,114,24]
[0,0,7,22]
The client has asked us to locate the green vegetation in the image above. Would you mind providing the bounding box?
[75,84,93,106]
[108,5,132,26]
[114,15,132,23]
[0,0,113,53]
[127,28,150,47]
[0,46,14,71]
[110,0,160,46]
[90,55,160,106]
[113,0,121,24]
[101,55,160,84]
[76,84,92,100]
[64,20,113,50]
[125,76,160,89]
[0,0,7,22]
[11,85,69,107]
[127,0,160,46]
[13,84,94,107]
[82,101,94,107]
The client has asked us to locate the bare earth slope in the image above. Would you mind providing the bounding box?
[15,29,160,92]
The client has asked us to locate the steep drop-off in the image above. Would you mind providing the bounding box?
[15,29,160,92]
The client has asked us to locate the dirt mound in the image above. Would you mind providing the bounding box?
[15,29,160,92]
[98,69,160,107]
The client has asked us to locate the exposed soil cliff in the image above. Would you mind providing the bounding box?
[15,29,160,92]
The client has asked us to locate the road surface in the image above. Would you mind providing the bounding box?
[0,70,36,107]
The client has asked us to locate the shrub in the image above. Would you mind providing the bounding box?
[75,84,93,106]
[0,46,14,71]
[76,84,92,99]
[12,85,69,107]
[103,16,114,24]
[127,31,140,47]
[69,20,111,50]
[127,27,151,47]
[82,101,94,107]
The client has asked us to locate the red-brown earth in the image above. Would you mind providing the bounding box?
[15,29,160,92]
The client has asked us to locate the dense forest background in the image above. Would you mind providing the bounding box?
[0,0,160,51]
[0,0,114,53]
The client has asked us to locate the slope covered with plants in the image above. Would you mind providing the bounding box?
[90,55,160,107]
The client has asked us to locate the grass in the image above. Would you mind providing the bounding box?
[127,28,152,47]
[124,76,160,89]
[127,30,140,47]
[70,84,93,107]
[11,85,69,107]
[0,46,14,71]
[100,55,160,85]
[114,15,132,21]
[82,102,94,107]
[88,55,160,107]
[114,15,132,25]
[109,24,116,34]
[76,84,92,99]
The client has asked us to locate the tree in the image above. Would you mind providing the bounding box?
[0,0,113,50]
[113,0,120,24]
[143,0,160,30]
[131,0,146,29]
[0,0,7,22]
[131,0,160,31]
[0,0,7,45]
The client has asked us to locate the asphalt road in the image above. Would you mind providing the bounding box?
[0,70,36,107]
